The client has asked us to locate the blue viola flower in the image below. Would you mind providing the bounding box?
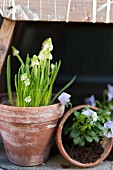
[85,95,95,106]
[103,121,113,138]
[81,109,98,123]
[58,92,71,106]
[107,84,113,102]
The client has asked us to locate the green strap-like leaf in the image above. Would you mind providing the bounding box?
[7,55,14,105]
[51,75,76,104]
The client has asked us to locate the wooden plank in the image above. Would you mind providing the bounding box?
[14,0,113,23]
[0,18,16,74]
[1,1,113,22]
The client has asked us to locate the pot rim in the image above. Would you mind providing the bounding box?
[56,104,113,168]
[0,94,65,124]
[0,102,62,110]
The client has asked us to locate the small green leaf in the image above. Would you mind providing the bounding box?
[84,135,93,143]
[81,125,88,132]
[70,129,81,138]
[79,138,85,146]
[101,117,105,123]
[73,136,81,145]
[96,123,103,130]
[91,131,96,138]
[94,136,99,142]
[73,111,80,118]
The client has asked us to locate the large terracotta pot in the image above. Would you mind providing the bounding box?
[56,105,113,168]
[0,96,65,166]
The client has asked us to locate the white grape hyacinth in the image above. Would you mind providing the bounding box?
[21,73,27,81]
[25,96,31,103]
[24,79,30,86]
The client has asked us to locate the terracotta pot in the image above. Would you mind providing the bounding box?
[56,105,113,168]
[0,96,65,166]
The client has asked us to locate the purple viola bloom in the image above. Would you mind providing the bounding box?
[58,92,71,106]
[103,121,113,138]
[81,109,98,123]
[104,131,113,138]
[85,95,95,106]
[107,84,113,102]
[104,121,113,130]
[81,109,93,117]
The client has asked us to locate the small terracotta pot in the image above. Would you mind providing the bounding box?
[0,96,65,166]
[56,105,113,168]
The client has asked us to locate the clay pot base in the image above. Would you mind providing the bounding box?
[0,94,65,166]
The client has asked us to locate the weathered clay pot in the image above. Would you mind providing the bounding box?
[56,105,113,168]
[0,98,65,166]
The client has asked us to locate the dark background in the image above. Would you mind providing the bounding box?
[0,15,113,105]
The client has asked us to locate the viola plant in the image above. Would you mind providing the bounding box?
[63,106,113,147]
[7,38,76,107]
[85,84,113,116]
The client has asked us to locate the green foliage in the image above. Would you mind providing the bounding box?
[7,55,14,106]
[7,38,76,107]
[63,107,111,146]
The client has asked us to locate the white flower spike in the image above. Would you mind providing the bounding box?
[58,92,71,106]
[24,79,30,86]
[51,63,55,70]
[48,53,53,60]
[21,73,27,81]
[25,96,31,103]
[38,50,45,61]
[12,46,19,56]
[42,38,53,51]
[38,49,52,61]
[31,55,39,67]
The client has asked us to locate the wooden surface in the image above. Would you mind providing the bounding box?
[0,0,113,23]
[0,18,15,74]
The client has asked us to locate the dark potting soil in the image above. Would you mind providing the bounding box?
[63,138,104,164]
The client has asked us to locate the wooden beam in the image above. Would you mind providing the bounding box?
[7,0,113,23]
[0,18,16,74]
